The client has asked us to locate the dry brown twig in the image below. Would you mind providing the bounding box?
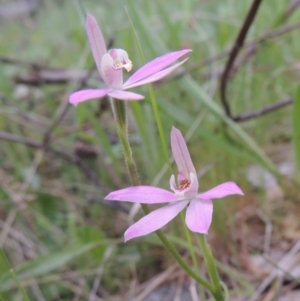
[233,97,293,122]
[0,131,129,213]
[219,0,264,117]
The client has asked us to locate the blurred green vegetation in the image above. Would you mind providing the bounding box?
[0,0,299,300]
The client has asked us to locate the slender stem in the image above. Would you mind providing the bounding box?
[139,208,212,291]
[110,98,213,292]
[198,235,224,301]
[181,213,199,271]
[111,98,140,186]
[180,212,205,297]
[124,5,172,173]
[151,214,213,292]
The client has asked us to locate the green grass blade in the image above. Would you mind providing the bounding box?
[80,105,121,175]
[0,241,107,291]
[125,3,172,173]
[158,96,257,161]
[0,249,31,301]
[154,0,180,48]
[122,3,277,175]
[180,76,279,175]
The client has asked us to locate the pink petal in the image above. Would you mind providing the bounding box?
[101,54,123,89]
[69,89,110,106]
[171,127,197,178]
[184,173,199,198]
[105,186,177,203]
[185,199,213,234]
[107,90,144,101]
[123,58,188,90]
[198,182,244,200]
[125,201,189,241]
[86,14,107,78]
[170,175,177,192]
[124,49,191,86]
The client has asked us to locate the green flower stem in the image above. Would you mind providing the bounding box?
[111,98,140,186]
[198,234,224,301]
[180,212,205,298]
[142,202,213,292]
[110,98,213,293]
[180,212,198,271]
[124,6,172,174]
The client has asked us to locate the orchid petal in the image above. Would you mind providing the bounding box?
[69,89,110,106]
[171,126,197,178]
[101,53,123,89]
[170,175,177,193]
[105,186,177,203]
[125,49,191,86]
[86,14,107,78]
[110,49,132,72]
[123,58,189,90]
[184,172,199,198]
[170,172,198,199]
[178,172,185,182]
[125,201,189,241]
[107,90,144,101]
[185,199,213,234]
[197,182,244,200]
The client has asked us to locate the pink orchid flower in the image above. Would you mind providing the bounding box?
[69,14,191,106]
[105,127,244,242]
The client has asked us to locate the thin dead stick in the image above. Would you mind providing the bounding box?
[0,131,41,148]
[132,264,178,301]
[0,131,129,213]
[14,70,93,86]
[0,131,97,185]
[282,0,300,23]
[248,20,300,46]
[220,0,264,117]
[0,56,95,85]
[2,21,299,87]
[0,35,114,86]
[88,246,115,301]
[0,93,49,133]
[234,26,300,78]
[233,97,293,122]
[0,147,46,246]
[248,240,300,301]
[230,0,300,79]
[164,20,300,84]
[42,65,94,145]
[0,56,42,69]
